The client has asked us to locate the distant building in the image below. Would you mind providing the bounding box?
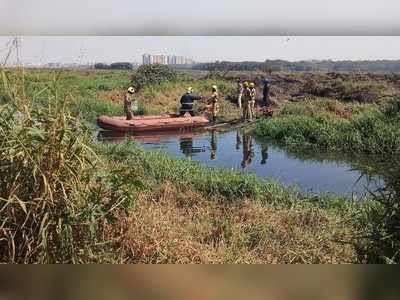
[142,54,194,65]
[142,54,151,65]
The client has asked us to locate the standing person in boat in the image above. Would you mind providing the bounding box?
[124,87,136,120]
[249,82,257,119]
[206,85,219,122]
[179,87,203,117]
[242,82,252,121]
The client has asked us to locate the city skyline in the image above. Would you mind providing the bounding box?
[142,54,194,65]
[1,36,400,67]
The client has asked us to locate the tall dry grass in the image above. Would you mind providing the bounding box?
[0,68,143,263]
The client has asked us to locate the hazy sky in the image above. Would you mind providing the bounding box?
[1,0,400,35]
[1,36,400,65]
[2,1,400,64]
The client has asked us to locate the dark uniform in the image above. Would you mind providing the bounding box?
[262,80,270,107]
[261,144,269,165]
[179,137,203,158]
[235,130,242,150]
[179,92,202,116]
[210,130,217,160]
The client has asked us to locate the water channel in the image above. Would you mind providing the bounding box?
[98,128,390,198]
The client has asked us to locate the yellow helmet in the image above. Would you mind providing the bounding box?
[243,81,249,88]
[212,85,218,91]
[187,87,193,93]
[249,82,255,88]
[127,87,135,93]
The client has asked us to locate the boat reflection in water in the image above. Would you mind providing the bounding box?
[98,129,208,144]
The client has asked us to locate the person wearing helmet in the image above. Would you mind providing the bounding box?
[206,85,219,122]
[262,78,271,107]
[237,79,243,109]
[179,87,203,117]
[241,81,252,121]
[249,82,256,119]
[124,87,136,120]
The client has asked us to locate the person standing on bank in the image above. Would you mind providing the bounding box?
[206,85,219,122]
[249,82,256,119]
[242,82,252,121]
[124,87,136,120]
[237,79,243,109]
[179,87,203,117]
[262,78,271,107]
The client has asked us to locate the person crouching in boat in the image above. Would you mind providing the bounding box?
[179,87,203,117]
[206,85,219,122]
[124,87,136,120]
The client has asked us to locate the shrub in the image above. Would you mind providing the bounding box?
[356,160,400,263]
[131,64,177,91]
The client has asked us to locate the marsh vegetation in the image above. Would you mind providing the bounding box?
[0,66,399,263]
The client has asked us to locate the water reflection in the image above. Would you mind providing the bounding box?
[210,130,217,160]
[241,131,255,168]
[261,144,269,165]
[235,130,241,150]
[179,137,205,159]
[98,128,390,197]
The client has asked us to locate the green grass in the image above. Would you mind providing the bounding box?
[255,101,400,154]
[1,67,399,263]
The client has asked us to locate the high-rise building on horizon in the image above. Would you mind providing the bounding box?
[142,54,194,65]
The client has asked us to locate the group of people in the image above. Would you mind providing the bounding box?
[123,78,270,122]
[238,78,271,121]
[238,81,256,121]
[179,85,219,121]
[123,85,219,121]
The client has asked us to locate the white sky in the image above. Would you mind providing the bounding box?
[1,36,400,65]
[1,0,400,35]
[1,0,400,64]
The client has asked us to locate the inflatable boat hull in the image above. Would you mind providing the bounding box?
[97,115,210,132]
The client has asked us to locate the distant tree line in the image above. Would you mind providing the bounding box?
[192,60,400,73]
[94,62,134,70]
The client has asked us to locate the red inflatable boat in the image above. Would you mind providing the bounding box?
[97,115,210,132]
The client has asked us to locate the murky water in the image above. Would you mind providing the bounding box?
[98,129,388,198]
